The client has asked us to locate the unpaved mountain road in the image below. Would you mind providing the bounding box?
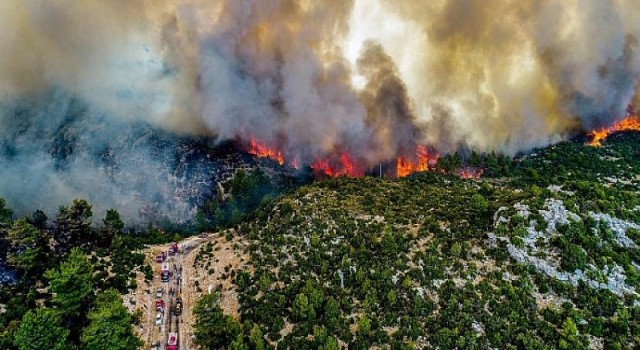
[123,231,251,350]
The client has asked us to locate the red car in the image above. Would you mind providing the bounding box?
[155,299,165,312]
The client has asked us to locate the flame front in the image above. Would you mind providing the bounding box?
[396,146,439,177]
[588,115,640,147]
[244,137,489,180]
[311,153,364,178]
[248,138,285,165]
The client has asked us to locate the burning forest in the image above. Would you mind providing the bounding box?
[3,3,640,348]
[1,0,640,220]
[247,137,441,178]
[588,115,640,147]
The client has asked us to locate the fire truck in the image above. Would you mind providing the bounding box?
[166,332,178,350]
[161,262,170,282]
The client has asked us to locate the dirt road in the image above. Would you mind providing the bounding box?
[123,231,251,350]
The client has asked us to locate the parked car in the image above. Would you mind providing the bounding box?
[155,312,163,326]
[155,299,165,312]
[156,288,163,298]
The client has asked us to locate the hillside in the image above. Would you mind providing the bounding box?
[1,133,639,350]
[4,2,640,349]
[192,133,640,349]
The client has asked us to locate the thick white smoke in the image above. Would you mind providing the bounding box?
[1,0,639,219]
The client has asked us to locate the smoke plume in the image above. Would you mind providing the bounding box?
[1,0,640,219]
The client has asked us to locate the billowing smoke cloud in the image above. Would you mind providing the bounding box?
[354,0,640,152]
[1,0,639,219]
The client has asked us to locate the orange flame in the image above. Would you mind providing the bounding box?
[396,145,439,177]
[458,167,484,180]
[245,138,481,180]
[588,115,640,147]
[248,138,285,165]
[311,153,363,177]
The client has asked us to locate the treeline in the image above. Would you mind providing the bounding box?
[435,151,515,177]
[435,132,640,185]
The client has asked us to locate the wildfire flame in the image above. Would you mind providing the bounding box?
[396,145,439,177]
[311,153,364,177]
[458,167,484,180]
[588,115,640,147]
[248,138,285,165]
[245,138,482,180]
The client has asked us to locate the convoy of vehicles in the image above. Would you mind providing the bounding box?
[152,242,183,349]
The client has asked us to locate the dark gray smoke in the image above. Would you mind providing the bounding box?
[357,41,422,161]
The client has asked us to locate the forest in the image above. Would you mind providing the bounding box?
[1,132,639,349]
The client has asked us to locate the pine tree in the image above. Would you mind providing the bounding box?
[6,219,47,275]
[14,309,69,350]
[81,289,142,350]
[45,248,94,318]
[54,199,92,254]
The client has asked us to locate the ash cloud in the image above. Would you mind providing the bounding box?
[1,0,640,219]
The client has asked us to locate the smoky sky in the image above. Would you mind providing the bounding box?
[1,0,639,219]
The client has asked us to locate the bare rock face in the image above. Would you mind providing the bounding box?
[491,199,640,298]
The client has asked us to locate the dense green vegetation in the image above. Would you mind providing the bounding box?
[0,168,288,349]
[2,132,640,349]
[193,132,640,349]
[0,199,151,349]
[193,168,310,233]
